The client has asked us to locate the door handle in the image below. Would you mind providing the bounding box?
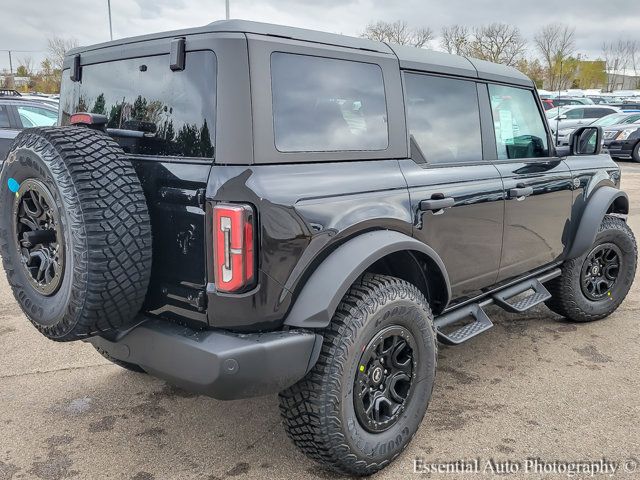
[419,196,455,212]
[509,184,534,200]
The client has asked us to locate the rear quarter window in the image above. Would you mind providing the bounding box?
[59,50,216,158]
[270,53,388,152]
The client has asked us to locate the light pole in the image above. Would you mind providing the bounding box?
[225,0,230,20]
[107,0,113,40]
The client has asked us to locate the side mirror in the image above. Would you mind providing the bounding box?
[558,114,568,120]
[570,126,603,156]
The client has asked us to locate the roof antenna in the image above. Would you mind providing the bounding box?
[225,0,230,19]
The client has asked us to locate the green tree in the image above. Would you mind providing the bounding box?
[91,93,106,115]
[199,120,214,158]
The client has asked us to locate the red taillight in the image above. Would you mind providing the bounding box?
[213,203,256,293]
[70,112,108,127]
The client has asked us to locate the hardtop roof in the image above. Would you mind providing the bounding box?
[67,19,532,87]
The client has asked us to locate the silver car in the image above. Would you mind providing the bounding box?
[546,105,620,135]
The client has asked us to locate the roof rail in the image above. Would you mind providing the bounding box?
[0,89,21,97]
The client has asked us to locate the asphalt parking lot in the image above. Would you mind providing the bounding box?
[1,164,640,480]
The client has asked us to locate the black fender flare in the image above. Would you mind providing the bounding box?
[566,186,629,260]
[284,230,451,329]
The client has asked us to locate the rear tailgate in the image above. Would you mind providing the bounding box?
[59,44,219,327]
[132,159,211,325]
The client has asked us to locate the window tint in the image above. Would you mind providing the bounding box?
[489,84,549,160]
[584,108,615,118]
[0,106,10,128]
[59,51,216,158]
[271,53,388,152]
[17,105,57,127]
[565,108,584,119]
[405,73,482,164]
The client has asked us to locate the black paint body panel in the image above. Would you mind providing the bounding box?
[58,27,627,335]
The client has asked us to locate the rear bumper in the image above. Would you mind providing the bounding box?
[89,318,322,400]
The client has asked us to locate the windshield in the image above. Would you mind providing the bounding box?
[591,113,640,127]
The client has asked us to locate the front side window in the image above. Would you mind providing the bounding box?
[489,84,549,160]
[565,108,584,119]
[59,51,216,158]
[271,53,388,152]
[405,73,482,165]
[17,105,57,128]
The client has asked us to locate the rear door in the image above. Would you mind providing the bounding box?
[400,73,504,300]
[487,84,573,282]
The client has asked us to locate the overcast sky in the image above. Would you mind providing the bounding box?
[2,0,639,71]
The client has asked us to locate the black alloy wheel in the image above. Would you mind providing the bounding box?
[13,179,65,296]
[354,325,417,433]
[580,243,621,301]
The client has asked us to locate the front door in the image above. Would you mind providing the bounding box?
[487,84,574,282]
[401,73,504,300]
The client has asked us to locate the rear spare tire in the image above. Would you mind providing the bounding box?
[0,127,152,341]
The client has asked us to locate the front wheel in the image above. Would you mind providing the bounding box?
[632,142,640,163]
[546,215,637,322]
[279,274,437,476]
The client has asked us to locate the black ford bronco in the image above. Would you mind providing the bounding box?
[0,20,636,476]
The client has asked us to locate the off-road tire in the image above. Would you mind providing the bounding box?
[93,344,146,373]
[0,127,152,341]
[545,215,636,322]
[279,274,437,476]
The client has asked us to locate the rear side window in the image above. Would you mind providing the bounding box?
[489,84,549,160]
[584,108,615,118]
[271,53,388,152]
[405,73,482,165]
[59,51,216,158]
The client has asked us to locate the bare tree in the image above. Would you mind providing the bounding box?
[534,23,575,90]
[361,20,434,48]
[440,25,470,55]
[603,39,639,91]
[47,35,80,71]
[467,23,527,66]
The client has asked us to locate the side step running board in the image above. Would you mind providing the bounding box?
[492,278,551,313]
[434,268,561,345]
[434,301,493,345]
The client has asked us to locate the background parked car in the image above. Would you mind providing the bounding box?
[549,97,595,107]
[555,112,640,146]
[603,121,640,162]
[546,105,619,133]
[0,97,58,163]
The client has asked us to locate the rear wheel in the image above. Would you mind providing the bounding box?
[546,215,636,322]
[279,274,437,476]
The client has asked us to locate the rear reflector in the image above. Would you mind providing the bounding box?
[213,203,256,293]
